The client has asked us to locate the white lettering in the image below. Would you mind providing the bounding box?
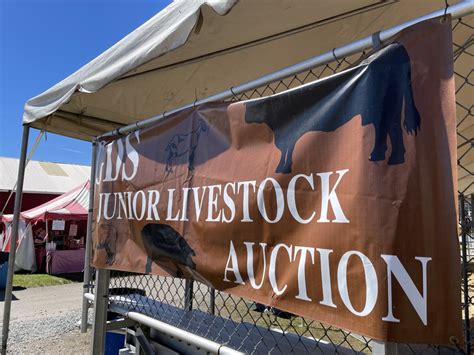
[381,255,431,325]
[257,178,284,223]
[317,169,349,223]
[338,250,378,316]
[223,241,244,284]
[269,243,293,295]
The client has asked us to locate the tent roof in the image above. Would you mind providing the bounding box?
[24,0,459,141]
[0,157,90,194]
[22,0,472,194]
[2,181,89,223]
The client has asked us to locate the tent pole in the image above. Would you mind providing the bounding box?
[91,268,110,354]
[1,124,30,355]
[81,140,98,332]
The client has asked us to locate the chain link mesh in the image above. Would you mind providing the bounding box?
[100,18,473,354]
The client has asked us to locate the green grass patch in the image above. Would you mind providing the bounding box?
[13,274,74,288]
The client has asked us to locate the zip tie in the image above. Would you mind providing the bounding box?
[193,89,198,109]
[442,0,449,23]
[331,48,341,65]
[371,31,382,50]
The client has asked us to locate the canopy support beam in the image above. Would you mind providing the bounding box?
[1,124,30,355]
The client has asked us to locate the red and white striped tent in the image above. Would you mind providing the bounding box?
[2,181,89,224]
[0,182,89,270]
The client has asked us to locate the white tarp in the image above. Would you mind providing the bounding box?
[24,0,237,136]
[14,222,36,273]
[1,221,37,272]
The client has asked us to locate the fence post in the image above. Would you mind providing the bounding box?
[184,279,194,311]
[371,341,399,355]
[1,124,29,355]
[81,140,98,333]
[460,193,472,353]
[210,287,216,315]
[91,268,110,355]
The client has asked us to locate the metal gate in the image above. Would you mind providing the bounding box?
[86,14,473,355]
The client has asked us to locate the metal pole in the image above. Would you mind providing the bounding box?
[460,194,472,353]
[91,268,110,354]
[1,124,30,355]
[107,302,245,355]
[210,287,215,315]
[81,140,98,333]
[184,279,194,311]
[97,0,474,140]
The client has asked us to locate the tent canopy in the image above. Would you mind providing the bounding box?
[22,0,473,193]
[2,181,89,223]
[24,0,462,140]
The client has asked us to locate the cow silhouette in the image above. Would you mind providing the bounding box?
[245,43,420,174]
[165,118,209,175]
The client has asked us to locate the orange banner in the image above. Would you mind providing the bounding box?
[92,17,461,344]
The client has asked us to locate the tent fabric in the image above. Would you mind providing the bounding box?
[1,221,36,272]
[0,157,90,194]
[21,0,472,193]
[23,0,458,141]
[14,222,36,272]
[0,222,11,252]
[23,0,237,131]
[2,181,89,223]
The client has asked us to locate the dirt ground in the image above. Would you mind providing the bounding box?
[0,283,91,354]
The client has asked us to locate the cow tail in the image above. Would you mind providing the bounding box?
[403,66,421,135]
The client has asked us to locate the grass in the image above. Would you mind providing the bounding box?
[13,273,77,288]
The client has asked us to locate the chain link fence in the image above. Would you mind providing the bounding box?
[100,17,473,354]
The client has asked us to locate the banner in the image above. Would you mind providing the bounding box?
[92,17,461,344]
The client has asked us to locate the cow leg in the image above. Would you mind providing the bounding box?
[276,148,287,173]
[165,151,174,173]
[145,256,152,273]
[388,121,405,165]
[369,122,388,161]
[282,146,295,174]
[188,147,196,171]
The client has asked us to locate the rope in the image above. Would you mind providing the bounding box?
[0,128,46,216]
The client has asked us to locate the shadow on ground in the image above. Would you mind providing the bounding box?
[0,290,19,301]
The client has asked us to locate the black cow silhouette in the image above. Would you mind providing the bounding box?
[165,118,209,175]
[245,43,420,174]
[141,223,211,286]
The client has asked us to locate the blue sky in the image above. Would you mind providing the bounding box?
[0,0,172,166]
